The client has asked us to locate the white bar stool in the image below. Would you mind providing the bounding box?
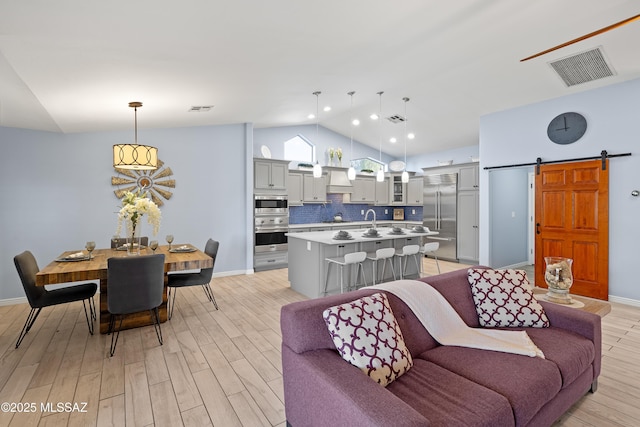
[419,242,441,275]
[366,247,396,285]
[395,245,421,279]
[324,251,368,295]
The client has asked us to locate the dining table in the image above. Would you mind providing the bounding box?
[36,244,213,334]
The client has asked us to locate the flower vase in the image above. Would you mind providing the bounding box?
[544,257,574,304]
[127,221,141,256]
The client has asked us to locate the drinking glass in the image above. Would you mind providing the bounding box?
[85,241,96,259]
[149,240,159,253]
[166,234,174,250]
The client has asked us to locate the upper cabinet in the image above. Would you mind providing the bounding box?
[458,164,479,191]
[254,159,289,192]
[351,176,376,203]
[302,173,327,203]
[406,177,423,205]
[375,177,390,205]
[288,173,304,205]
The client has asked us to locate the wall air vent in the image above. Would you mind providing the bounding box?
[386,114,406,124]
[549,47,615,87]
[188,105,214,112]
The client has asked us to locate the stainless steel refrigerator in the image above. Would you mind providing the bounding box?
[423,173,458,261]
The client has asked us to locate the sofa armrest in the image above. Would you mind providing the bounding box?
[282,345,430,427]
[539,301,602,378]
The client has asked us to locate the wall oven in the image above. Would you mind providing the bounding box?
[254,195,289,270]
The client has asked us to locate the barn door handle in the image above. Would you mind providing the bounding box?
[536,223,541,234]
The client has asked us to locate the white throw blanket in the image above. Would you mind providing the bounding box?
[366,280,545,358]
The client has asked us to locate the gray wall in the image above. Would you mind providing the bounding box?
[479,77,640,302]
[0,124,251,301]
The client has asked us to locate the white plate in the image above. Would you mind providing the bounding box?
[260,145,271,158]
[389,160,405,172]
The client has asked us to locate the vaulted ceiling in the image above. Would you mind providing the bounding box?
[1,1,639,157]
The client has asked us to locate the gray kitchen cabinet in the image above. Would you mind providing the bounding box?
[457,190,479,262]
[288,173,304,205]
[406,177,423,205]
[458,164,479,191]
[375,177,390,205]
[254,159,289,191]
[303,173,327,202]
[351,176,376,203]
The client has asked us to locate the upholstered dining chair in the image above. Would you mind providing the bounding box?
[107,254,165,357]
[167,238,219,319]
[13,251,97,349]
[110,236,149,248]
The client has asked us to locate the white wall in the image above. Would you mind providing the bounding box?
[479,78,640,302]
[0,124,250,301]
[406,144,479,173]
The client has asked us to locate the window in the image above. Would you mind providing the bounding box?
[284,135,315,163]
[350,157,387,173]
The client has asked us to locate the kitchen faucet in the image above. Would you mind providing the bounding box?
[364,209,377,229]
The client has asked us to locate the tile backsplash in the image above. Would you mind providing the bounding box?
[289,194,423,224]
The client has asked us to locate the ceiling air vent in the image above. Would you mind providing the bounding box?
[549,47,615,87]
[386,114,406,124]
[188,105,214,112]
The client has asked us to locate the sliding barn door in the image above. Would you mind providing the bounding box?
[534,159,609,300]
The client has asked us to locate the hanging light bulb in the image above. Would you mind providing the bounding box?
[347,91,357,181]
[312,91,323,178]
[376,91,385,182]
[401,97,410,184]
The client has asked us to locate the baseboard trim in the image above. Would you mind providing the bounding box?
[0,297,27,306]
[609,295,640,308]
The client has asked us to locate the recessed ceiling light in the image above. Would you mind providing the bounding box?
[323,106,331,112]
[370,113,379,120]
[390,137,397,143]
[308,114,315,119]
[408,133,415,139]
[352,119,360,126]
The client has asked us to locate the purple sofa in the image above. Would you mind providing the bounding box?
[281,268,601,427]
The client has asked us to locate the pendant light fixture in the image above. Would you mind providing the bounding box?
[401,97,410,183]
[376,91,385,182]
[312,91,323,178]
[347,91,357,181]
[113,102,158,170]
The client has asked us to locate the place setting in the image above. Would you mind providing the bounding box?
[362,228,381,238]
[332,230,354,240]
[387,226,406,235]
[55,241,96,262]
[168,236,197,253]
[410,225,429,233]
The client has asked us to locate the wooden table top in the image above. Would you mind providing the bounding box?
[36,244,213,286]
[533,287,611,317]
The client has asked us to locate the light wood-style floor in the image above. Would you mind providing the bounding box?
[0,259,638,426]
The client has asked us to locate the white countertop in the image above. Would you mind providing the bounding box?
[286,226,439,245]
[288,220,422,230]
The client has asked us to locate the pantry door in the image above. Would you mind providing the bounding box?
[534,159,609,300]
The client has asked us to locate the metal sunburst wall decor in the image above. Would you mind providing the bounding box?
[111,158,175,206]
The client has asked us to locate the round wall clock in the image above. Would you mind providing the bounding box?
[111,158,175,206]
[547,112,587,145]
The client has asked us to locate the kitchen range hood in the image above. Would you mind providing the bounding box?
[325,167,353,193]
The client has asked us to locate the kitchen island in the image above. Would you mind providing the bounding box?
[287,226,438,298]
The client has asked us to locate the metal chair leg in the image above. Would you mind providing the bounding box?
[167,287,177,320]
[151,307,163,345]
[202,283,219,310]
[82,299,94,335]
[109,315,124,357]
[15,307,42,349]
[324,262,333,296]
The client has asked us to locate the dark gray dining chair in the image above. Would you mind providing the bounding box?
[110,236,149,248]
[13,251,97,349]
[107,254,165,357]
[167,238,219,319]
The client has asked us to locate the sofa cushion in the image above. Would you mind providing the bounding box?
[386,359,514,426]
[468,268,549,328]
[323,292,413,386]
[525,326,595,388]
[420,346,562,426]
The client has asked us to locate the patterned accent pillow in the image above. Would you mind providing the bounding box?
[468,268,550,328]
[322,293,413,386]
